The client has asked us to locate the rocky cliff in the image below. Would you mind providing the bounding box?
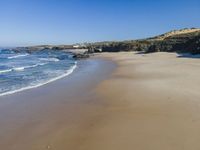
[11,28,200,55]
[87,28,200,54]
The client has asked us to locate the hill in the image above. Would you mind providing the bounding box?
[87,28,200,54]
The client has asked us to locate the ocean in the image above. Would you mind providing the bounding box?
[0,49,77,96]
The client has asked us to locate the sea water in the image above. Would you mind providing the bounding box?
[0,49,77,96]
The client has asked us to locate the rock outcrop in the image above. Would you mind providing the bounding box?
[87,28,200,54]
[11,28,200,55]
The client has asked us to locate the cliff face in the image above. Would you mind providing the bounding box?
[88,28,200,54]
[146,28,200,53]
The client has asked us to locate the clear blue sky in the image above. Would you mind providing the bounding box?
[0,0,199,47]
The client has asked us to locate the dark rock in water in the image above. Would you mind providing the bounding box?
[73,53,89,59]
[88,47,102,53]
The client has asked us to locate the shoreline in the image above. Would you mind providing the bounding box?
[0,62,77,97]
[1,52,200,149]
[0,58,116,149]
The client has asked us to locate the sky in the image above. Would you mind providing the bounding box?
[0,0,199,47]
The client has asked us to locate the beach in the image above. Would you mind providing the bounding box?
[93,52,200,150]
[0,58,116,150]
[1,52,200,149]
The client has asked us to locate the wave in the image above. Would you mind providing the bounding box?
[0,62,77,97]
[0,63,47,74]
[39,58,60,62]
[0,69,12,74]
[27,63,47,68]
[15,63,47,70]
[13,67,25,71]
[8,54,29,59]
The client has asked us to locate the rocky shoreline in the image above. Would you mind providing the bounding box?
[86,28,200,54]
[8,28,200,57]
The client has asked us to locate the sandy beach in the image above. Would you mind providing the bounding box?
[0,58,116,150]
[93,52,200,150]
[1,52,200,150]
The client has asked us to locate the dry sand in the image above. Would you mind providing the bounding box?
[92,52,200,150]
[1,52,200,150]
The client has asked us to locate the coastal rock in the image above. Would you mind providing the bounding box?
[73,53,89,59]
[11,28,200,55]
[86,28,200,54]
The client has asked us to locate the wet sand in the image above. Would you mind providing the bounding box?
[1,52,200,150]
[0,58,116,150]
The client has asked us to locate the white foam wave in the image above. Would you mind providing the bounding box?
[27,63,47,68]
[17,63,47,70]
[8,54,29,59]
[13,67,25,71]
[0,62,77,97]
[39,58,59,62]
[0,63,47,74]
[0,69,12,74]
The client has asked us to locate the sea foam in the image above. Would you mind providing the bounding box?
[0,49,76,97]
[0,62,77,97]
[8,54,29,59]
